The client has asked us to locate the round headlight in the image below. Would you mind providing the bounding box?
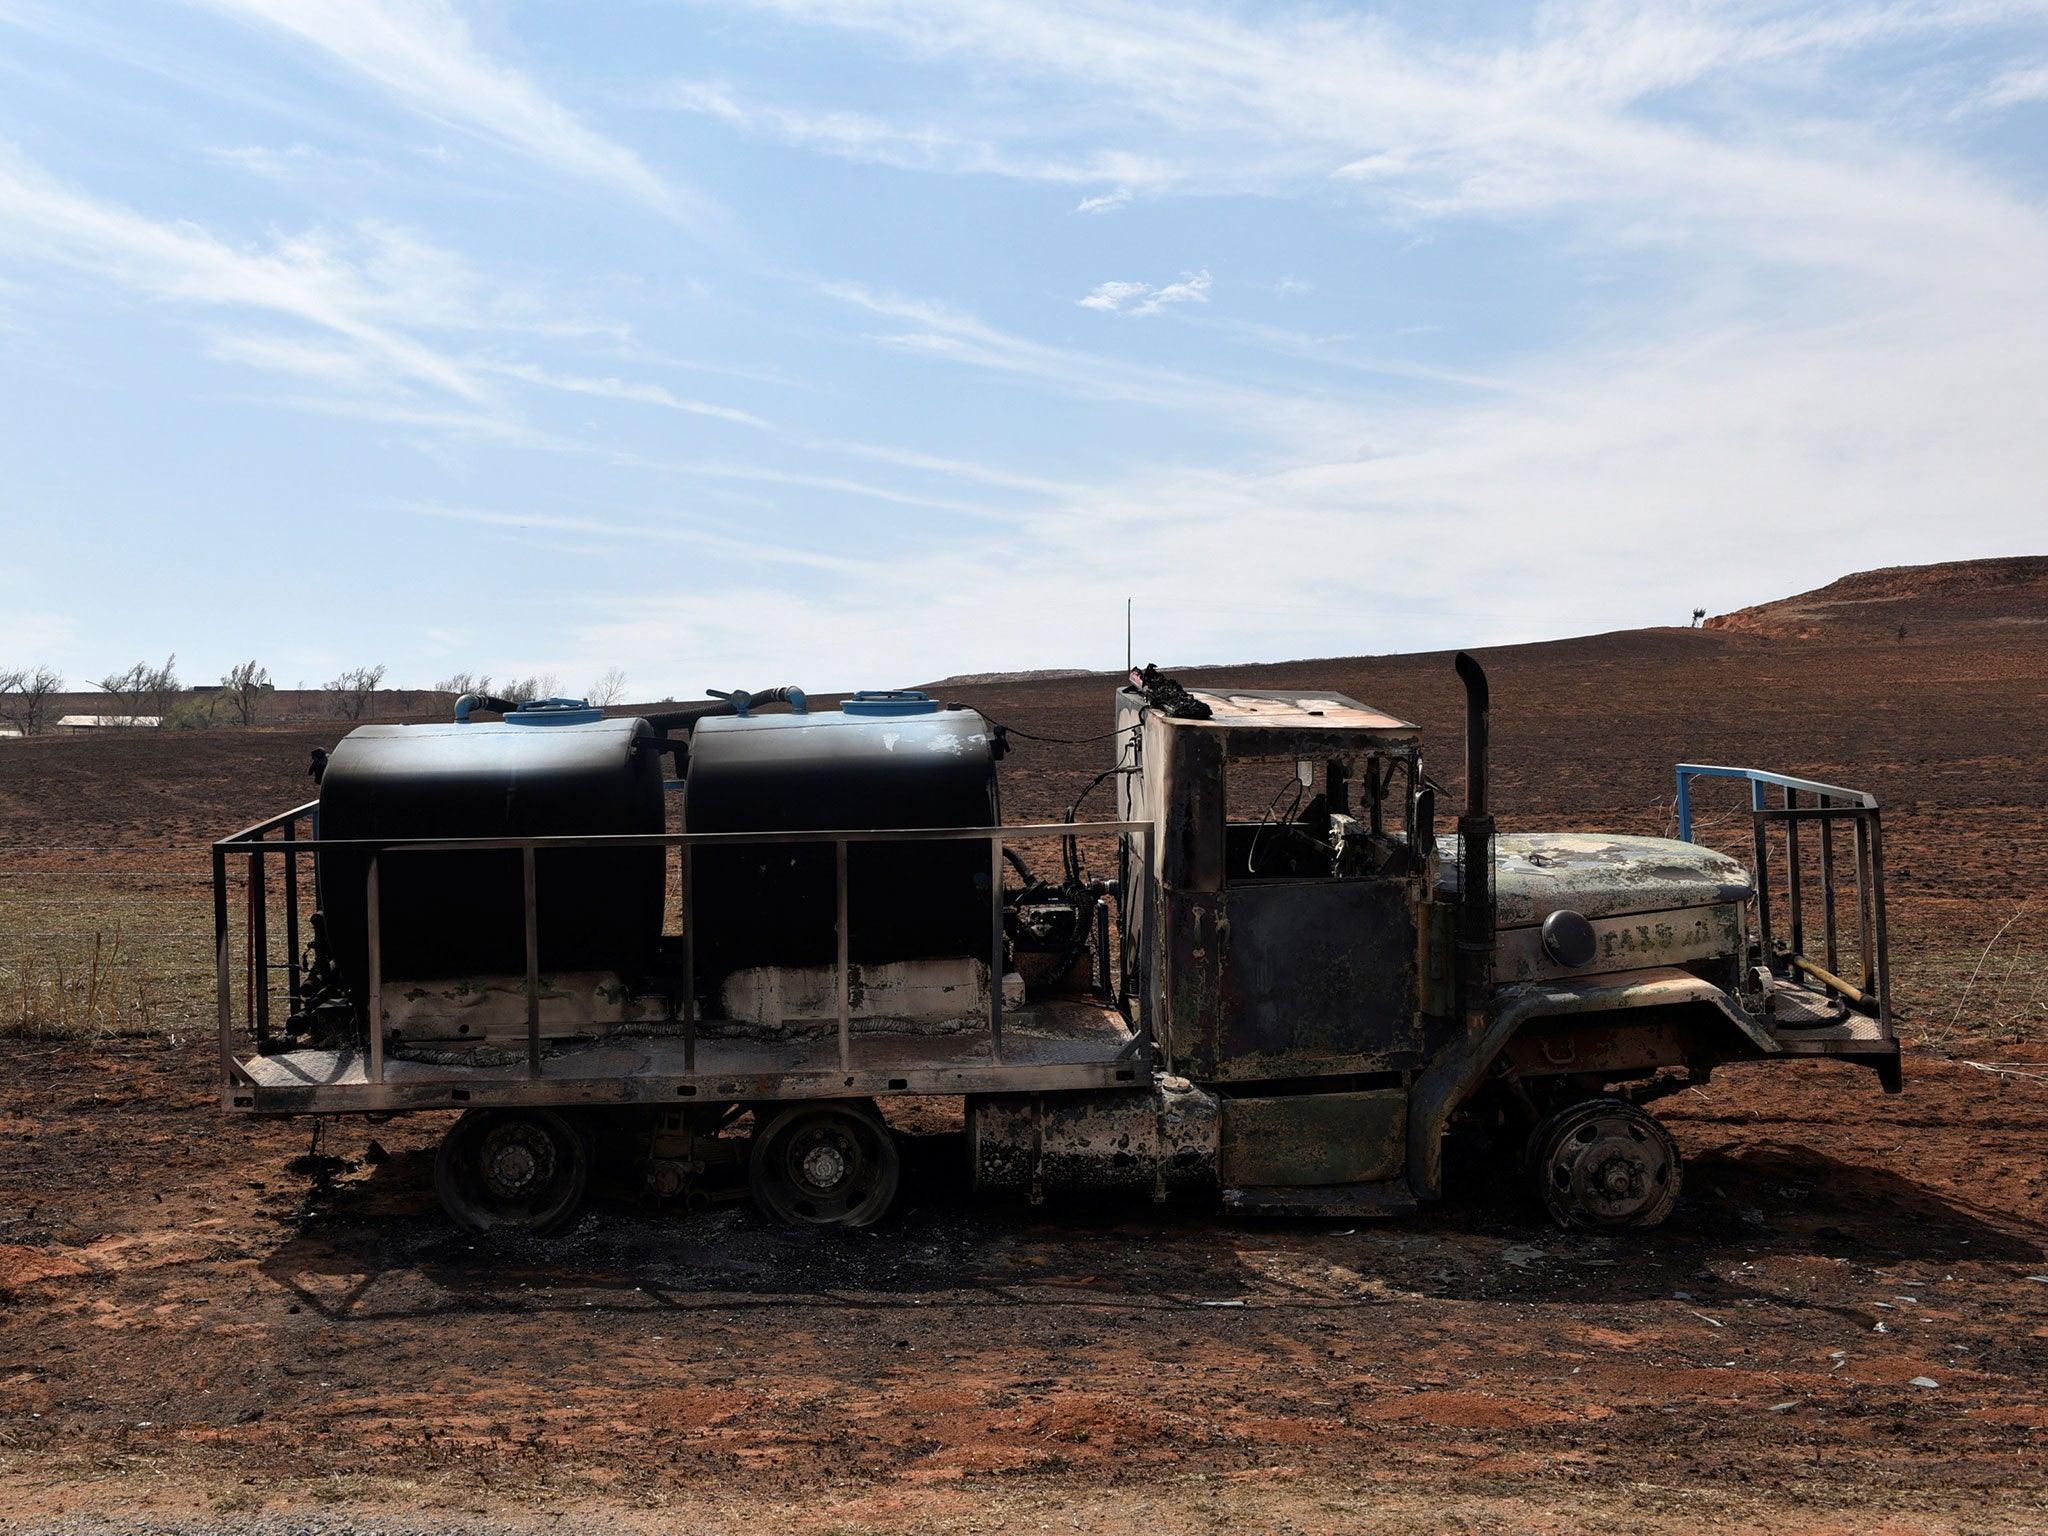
[1540,908,1597,968]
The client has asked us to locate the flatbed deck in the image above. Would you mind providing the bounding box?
[227,999,1146,1114]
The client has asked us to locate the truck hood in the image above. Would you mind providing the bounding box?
[1435,833,1753,926]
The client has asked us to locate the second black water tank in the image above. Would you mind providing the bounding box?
[683,706,999,977]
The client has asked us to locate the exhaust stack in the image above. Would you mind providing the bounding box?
[1454,652,1496,1037]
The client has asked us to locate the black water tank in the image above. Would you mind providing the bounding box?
[317,717,665,991]
[684,707,999,978]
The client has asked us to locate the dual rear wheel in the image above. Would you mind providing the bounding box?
[433,1100,900,1234]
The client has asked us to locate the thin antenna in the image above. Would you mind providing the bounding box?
[1125,597,1132,675]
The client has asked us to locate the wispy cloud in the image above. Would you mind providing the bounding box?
[198,0,691,218]
[1973,60,2048,110]
[698,0,2048,275]
[821,280,1359,441]
[483,360,770,427]
[1074,186,1130,214]
[803,438,1085,498]
[658,76,1173,186]
[0,148,774,443]
[0,142,485,398]
[399,500,874,573]
[1078,269,1209,317]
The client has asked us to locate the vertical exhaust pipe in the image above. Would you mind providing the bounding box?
[1454,652,1495,1038]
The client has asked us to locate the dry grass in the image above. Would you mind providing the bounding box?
[0,874,214,1039]
[1907,906,2048,1049]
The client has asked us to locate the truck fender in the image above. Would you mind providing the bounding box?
[1405,965,1773,1200]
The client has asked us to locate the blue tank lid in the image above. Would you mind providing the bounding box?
[840,689,941,717]
[503,697,606,726]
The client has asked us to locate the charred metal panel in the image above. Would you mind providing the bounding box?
[1422,900,1457,1018]
[1493,902,1743,985]
[1159,727,1226,893]
[1161,888,1225,1073]
[1184,690,1420,746]
[970,1080,1220,1198]
[1437,833,1753,926]
[1221,1180,1418,1217]
[1220,1089,1407,1186]
[1503,1019,1698,1077]
[1218,877,1420,1073]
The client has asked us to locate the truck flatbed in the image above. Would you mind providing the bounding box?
[228,998,1144,1115]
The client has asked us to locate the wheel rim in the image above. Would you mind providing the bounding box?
[750,1104,900,1227]
[435,1109,588,1234]
[1529,1100,1681,1228]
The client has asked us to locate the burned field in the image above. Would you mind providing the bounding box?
[4,565,2048,1533]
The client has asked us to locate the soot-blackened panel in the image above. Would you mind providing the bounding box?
[1217,878,1419,1074]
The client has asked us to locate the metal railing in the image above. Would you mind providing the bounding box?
[213,806,1152,1090]
[1675,764,1890,1030]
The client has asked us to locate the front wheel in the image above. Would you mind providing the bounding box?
[747,1101,900,1228]
[435,1108,589,1234]
[1525,1098,1681,1229]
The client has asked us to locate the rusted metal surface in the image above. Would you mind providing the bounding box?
[1183,690,1421,743]
[230,1008,1149,1115]
[969,1079,1219,1199]
[1220,1089,1407,1187]
[1502,1018,1697,1077]
[1438,833,1753,926]
[1492,901,1743,984]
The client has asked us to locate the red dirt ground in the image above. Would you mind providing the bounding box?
[3,557,2047,1532]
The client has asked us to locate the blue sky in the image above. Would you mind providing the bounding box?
[2,1,2045,701]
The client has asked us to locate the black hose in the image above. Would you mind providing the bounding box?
[641,685,808,736]
[983,719,1127,746]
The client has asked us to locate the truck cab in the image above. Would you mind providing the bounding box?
[1113,659,1899,1226]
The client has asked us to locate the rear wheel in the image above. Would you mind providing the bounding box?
[747,1101,900,1228]
[1525,1098,1681,1229]
[435,1108,589,1234]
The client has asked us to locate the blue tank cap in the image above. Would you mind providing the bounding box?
[503,697,606,726]
[841,689,941,717]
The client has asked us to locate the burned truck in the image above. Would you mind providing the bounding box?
[213,659,1898,1232]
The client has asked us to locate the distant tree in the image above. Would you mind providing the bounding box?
[1690,607,1706,628]
[500,674,559,704]
[434,671,492,696]
[0,665,63,735]
[142,654,180,722]
[219,660,271,726]
[95,662,146,719]
[325,664,387,721]
[165,690,226,729]
[96,655,178,725]
[587,666,628,706]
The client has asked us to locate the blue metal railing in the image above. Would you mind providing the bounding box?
[1672,763,1890,1033]
[1674,764,1876,844]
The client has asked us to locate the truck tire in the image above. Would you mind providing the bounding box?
[1525,1098,1681,1229]
[748,1100,900,1228]
[434,1108,589,1235]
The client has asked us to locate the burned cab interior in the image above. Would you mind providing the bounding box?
[1117,686,1440,1083]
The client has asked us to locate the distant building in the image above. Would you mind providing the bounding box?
[57,714,161,732]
